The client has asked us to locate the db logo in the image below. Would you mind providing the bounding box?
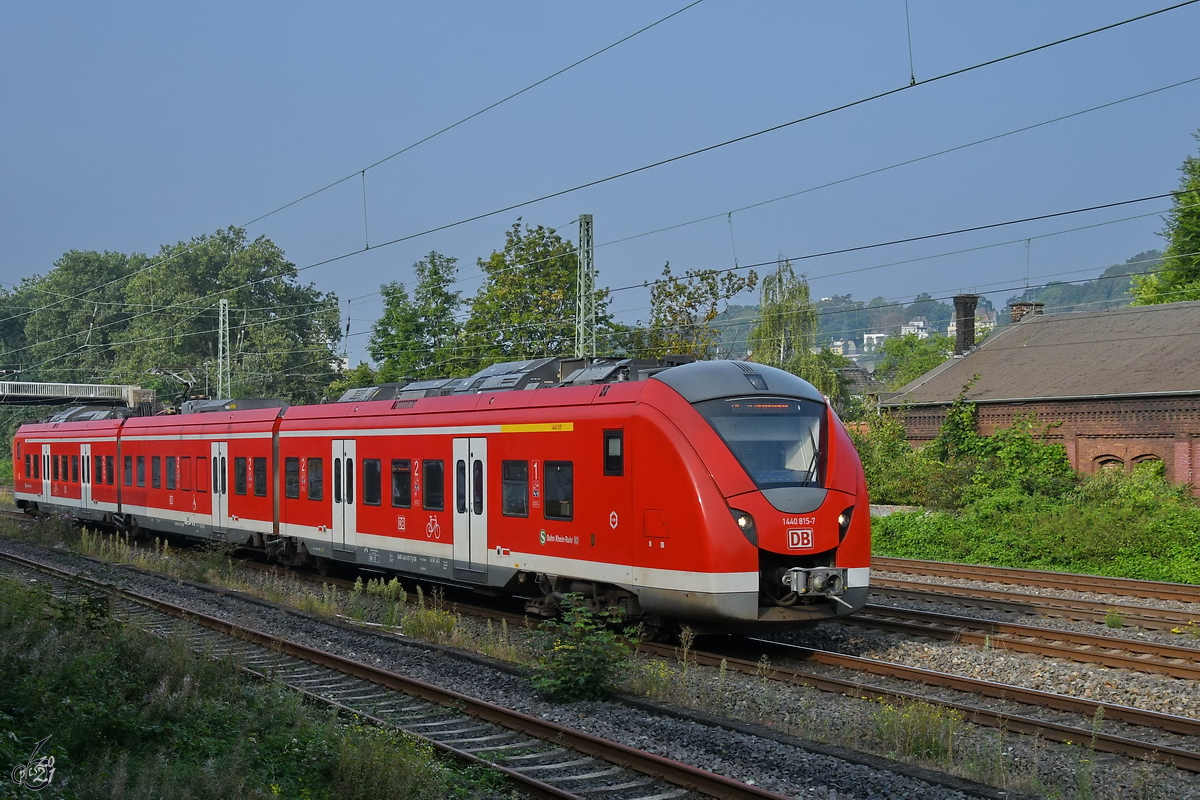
[787,528,814,550]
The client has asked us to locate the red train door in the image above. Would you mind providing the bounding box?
[211,442,229,531]
[332,439,356,552]
[452,437,488,579]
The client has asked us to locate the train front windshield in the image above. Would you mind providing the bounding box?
[696,397,825,488]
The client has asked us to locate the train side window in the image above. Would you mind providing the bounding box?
[363,459,381,505]
[253,457,267,497]
[151,456,161,489]
[284,457,300,499]
[24,454,30,478]
[455,460,467,514]
[124,456,133,486]
[136,456,146,487]
[307,458,323,501]
[71,455,79,483]
[234,457,247,495]
[423,459,444,511]
[166,457,176,490]
[603,430,624,476]
[472,459,484,515]
[62,456,69,481]
[93,455,102,485]
[105,456,114,485]
[180,457,192,490]
[333,458,342,504]
[52,455,59,481]
[31,455,37,479]
[344,459,354,505]
[197,457,208,492]
[391,460,411,508]
[543,461,573,520]
[501,461,528,517]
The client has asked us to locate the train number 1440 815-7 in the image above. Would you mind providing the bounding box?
[782,516,816,526]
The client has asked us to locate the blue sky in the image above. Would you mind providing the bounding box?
[2,1,1198,364]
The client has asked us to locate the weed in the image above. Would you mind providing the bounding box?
[625,658,675,698]
[531,593,634,702]
[1104,609,1124,629]
[872,700,963,763]
[402,585,455,643]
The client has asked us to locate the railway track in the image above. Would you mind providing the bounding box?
[870,579,1199,631]
[8,512,1200,778]
[847,604,1200,680]
[0,549,792,800]
[873,556,1200,604]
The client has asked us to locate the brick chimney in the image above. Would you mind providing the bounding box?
[1010,301,1044,323]
[952,294,980,355]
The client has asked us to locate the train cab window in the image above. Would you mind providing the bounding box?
[71,456,79,483]
[124,456,133,486]
[423,459,444,511]
[501,461,528,517]
[284,457,300,499]
[307,458,323,501]
[603,430,623,476]
[52,455,59,481]
[253,457,267,497]
[151,456,161,489]
[180,457,192,490]
[137,456,146,487]
[543,461,573,520]
[363,459,381,505]
[105,456,114,485]
[197,457,208,492]
[166,457,176,490]
[391,460,411,508]
[234,458,247,495]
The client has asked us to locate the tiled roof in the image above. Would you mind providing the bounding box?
[880,301,1200,406]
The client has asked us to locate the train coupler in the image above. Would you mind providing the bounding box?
[780,567,852,608]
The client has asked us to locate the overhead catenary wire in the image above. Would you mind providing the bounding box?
[0,5,704,331]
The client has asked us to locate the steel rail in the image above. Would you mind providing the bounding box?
[849,604,1200,680]
[871,579,1199,630]
[872,557,1200,604]
[0,548,791,800]
[636,639,1200,773]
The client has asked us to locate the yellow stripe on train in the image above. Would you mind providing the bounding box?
[499,422,574,433]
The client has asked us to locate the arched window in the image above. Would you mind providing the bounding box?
[1094,455,1124,471]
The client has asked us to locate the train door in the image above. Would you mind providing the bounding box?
[211,442,229,532]
[41,445,50,498]
[80,443,92,509]
[332,439,356,553]
[452,437,488,579]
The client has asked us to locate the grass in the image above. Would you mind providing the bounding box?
[0,576,510,800]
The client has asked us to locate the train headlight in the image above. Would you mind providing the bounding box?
[837,507,854,541]
[730,509,757,546]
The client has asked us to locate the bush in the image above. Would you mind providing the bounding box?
[531,594,633,702]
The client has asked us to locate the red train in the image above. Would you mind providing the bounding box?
[12,358,870,632]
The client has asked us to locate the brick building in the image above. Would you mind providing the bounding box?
[879,300,1200,490]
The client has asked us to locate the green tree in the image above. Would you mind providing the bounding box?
[115,227,341,402]
[369,251,463,381]
[464,221,609,367]
[21,250,145,382]
[875,333,953,390]
[746,260,843,396]
[645,262,757,358]
[1134,130,1200,304]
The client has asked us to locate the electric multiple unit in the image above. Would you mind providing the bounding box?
[13,359,870,632]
